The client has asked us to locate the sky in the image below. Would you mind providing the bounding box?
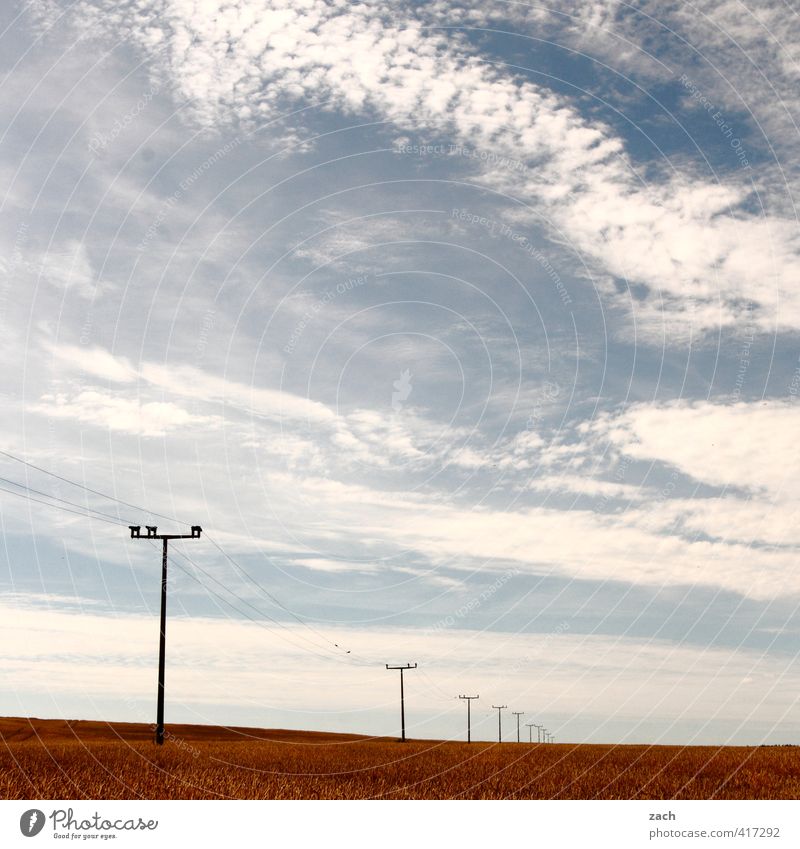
[1,0,800,745]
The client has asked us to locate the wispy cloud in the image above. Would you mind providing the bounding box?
[588,400,800,498]
[33,389,210,437]
[31,0,800,338]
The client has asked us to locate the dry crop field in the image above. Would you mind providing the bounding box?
[1,717,798,800]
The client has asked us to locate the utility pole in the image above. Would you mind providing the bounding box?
[386,663,417,741]
[459,695,479,743]
[492,705,507,742]
[534,723,543,743]
[525,722,536,743]
[512,711,525,743]
[128,524,202,746]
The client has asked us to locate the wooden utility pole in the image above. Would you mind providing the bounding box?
[386,663,417,741]
[492,705,507,742]
[128,524,202,745]
[512,711,525,742]
[458,694,479,742]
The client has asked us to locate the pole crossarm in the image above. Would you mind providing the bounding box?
[130,525,202,540]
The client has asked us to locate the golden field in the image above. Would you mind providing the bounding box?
[1,717,798,799]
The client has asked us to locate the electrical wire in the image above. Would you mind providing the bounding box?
[166,542,370,665]
[0,447,184,526]
[204,532,363,660]
[0,447,362,661]
[0,480,129,527]
[0,474,131,525]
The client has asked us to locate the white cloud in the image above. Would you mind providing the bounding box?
[51,344,138,383]
[30,0,800,337]
[565,398,800,550]
[30,240,99,300]
[34,389,205,437]
[591,400,800,498]
[291,557,377,573]
[253,469,798,600]
[47,343,527,474]
[526,473,643,499]
[142,361,338,425]
[50,343,337,425]
[34,345,800,602]
[660,497,799,549]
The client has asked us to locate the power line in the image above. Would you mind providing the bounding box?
[165,542,369,665]
[0,447,357,659]
[414,666,459,702]
[165,549,364,666]
[0,471,348,660]
[203,533,357,658]
[0,474,130,525]
[0,480,128,526]
[1,447,576,732]
[0,448,182,526]
[0,462,364,666]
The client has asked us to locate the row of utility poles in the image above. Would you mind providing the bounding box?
[127,525,558,747]
[490,702,554,744]
[386,663,556,744]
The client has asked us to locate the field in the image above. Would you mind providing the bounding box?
[1,717,798,800]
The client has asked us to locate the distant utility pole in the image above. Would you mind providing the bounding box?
[458,694,479,743]
[386,663,417,742]
[534,723,543,743]
[512,711,525,742]
[128,524,202,746]
[492,705,507,742]
[525,722,536,743]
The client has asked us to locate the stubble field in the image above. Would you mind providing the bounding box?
[1,717,797,800]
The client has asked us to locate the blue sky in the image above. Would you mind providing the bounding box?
[1,0,800,744]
